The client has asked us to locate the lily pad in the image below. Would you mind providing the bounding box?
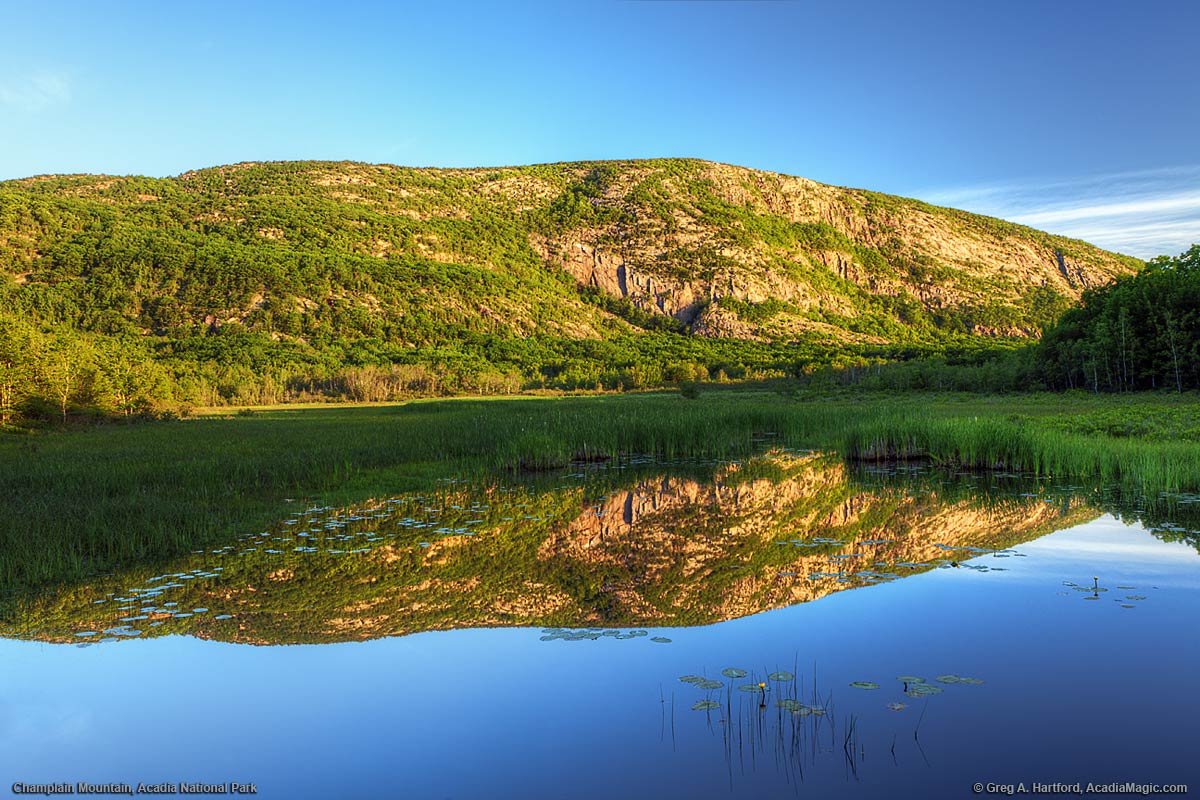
[777,699,806,712]
[887,702,908,711]
[897,675,925,684]
[768,671,794,682]
[849,681,880,690]
[695,679,724,690]
[679,675,706,684]
[721,668,748,679]
[650,637,672,644]
[906,684,943,697]
[738,684,765,693]
[935,675,961,684]
[692,700,720,711]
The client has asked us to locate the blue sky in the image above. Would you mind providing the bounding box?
[1,0,1196,258]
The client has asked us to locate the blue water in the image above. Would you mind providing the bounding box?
[2,514,1197,798]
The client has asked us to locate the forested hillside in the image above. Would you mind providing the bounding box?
[0,159,1140,420]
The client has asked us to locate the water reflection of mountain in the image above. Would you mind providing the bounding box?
[3,453,1101,646]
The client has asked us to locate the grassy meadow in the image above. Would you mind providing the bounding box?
[2,388,1199,608]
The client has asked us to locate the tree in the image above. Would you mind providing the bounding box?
[96,340,169,415]
[0,316,33,424]
[40,333,91,421]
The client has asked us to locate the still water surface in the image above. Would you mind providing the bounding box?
[2,454,1197,798]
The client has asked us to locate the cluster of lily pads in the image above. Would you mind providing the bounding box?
[771,699,826,716]
[74,567,236,645]
[678,668,984,715]
[776,536,846,549]
[66,487,558,644]
[933,544,1025,558]
[1160,491,1200,506]
[1060,579,1150,609]
[539,627,672,643]
[680,668,821,713]
[773,533,1031,588]
[849,674,983,700]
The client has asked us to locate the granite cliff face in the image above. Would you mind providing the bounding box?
[524,160,1137,340]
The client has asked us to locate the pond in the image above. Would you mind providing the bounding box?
[1,452,1197,798]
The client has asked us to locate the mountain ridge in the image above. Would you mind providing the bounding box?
[0,157,1141,409]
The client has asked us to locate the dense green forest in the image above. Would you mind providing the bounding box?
[0,159,1151,424]
[1037,245,1200,392]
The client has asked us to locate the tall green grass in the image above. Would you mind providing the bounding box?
[1,390,1197,599]
[840,409,1200,492]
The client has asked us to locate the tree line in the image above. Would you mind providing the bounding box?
[2,244,1195,425]
[1037,245,1199,392]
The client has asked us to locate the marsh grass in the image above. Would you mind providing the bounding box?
[841,408,1200,493]
[1,390,1196,602]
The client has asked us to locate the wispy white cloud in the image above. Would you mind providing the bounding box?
[0,71,71,112]
[1013,191,1200,227]
[916,165,1200,260]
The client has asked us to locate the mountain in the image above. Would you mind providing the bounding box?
[0,159,1140,410]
